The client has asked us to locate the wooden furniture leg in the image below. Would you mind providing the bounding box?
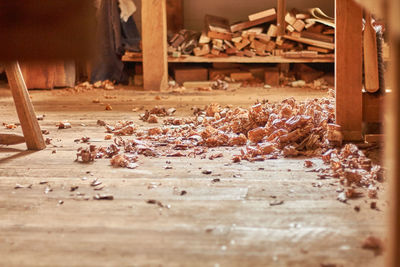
[4,62,46,150]
[142,0,168,91]
[335,0,363,141]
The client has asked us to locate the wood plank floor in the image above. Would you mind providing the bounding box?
[0,84,387,267]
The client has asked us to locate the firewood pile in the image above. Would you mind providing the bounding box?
[168,8,334,59]
[75,96,383,202]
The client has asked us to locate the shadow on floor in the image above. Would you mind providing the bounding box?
[0,147,37,163]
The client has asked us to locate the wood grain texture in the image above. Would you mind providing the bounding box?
[142,0,168,91]
[4,62,46,150]
[0,85,385,267]
[335,0,363,141]
[363,12,379,92]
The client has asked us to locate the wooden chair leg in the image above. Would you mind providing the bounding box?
[4,61,46,150]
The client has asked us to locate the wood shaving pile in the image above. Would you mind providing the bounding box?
[75,97,383,201]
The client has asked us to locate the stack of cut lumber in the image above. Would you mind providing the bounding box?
[168,8,335,59]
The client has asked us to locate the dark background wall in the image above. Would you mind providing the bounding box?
[133,0,334,33]
[183,0,334,31]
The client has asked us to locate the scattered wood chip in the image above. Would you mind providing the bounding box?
[3,123,18,129]
[146,199,164,207]
[209,153,223,160]
[76,146,97,163]
[370,202,378,210]
[93,185,105,191]
[36,115,45,120]
[304,160,313,168]
[44,186,53,194]
[70,185,79,192]
[97,120,106,126]
[269,200,284,206]
[93,194,114,200]
[110,154,138,169]
[337,192,347,203]
[362,236,384,255]
[105,104,113,111]
[345,188,364,199]
[14,184,32,189]
[90,179,102,187]
[57,122,71,129]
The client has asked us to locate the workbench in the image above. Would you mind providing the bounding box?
[126,0,363,142]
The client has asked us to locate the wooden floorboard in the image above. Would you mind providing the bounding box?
[0,85,386,267]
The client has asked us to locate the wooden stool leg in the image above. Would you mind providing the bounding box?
[4,61,46,150]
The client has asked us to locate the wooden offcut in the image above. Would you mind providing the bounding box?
[193,45,210,57]
[294,64,324,83]
[307,46,330,53]
[174,67,208,84]
[205,15,232,41]
[264,67,280,86]
[283,34,335,50]
[209,68,241,80]
[285,12,297,26]
[301,31,334,43]
[267,24,278,37]
[248,8,276,22]
[292,20,306,32]
[230,14,277,33]
[230,72,254,81]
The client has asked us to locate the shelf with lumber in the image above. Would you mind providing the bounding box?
[122,52,334,63]
[141,0,337,90]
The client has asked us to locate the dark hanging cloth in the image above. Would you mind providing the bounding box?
[91,0,140,83]
[121,16,141,52]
